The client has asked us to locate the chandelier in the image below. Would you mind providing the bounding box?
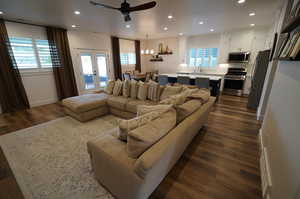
[141,34,154,55]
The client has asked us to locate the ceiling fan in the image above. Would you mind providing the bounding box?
[90,0,157,22]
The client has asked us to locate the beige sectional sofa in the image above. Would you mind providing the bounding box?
[62,80,215,199]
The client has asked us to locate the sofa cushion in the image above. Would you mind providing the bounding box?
[159,88,198,107]
[127,108,177,158]
[187,88,210,104]
[107,96,129,111]
[137,81,149,101]
[147,80,160,102]
[130,79,139,99]
[160,86,182,101]
[123,79,131,98]
[125,99,157,114]
[117,110,164,141]
[62,93,108,113]
[176,99,203,123]
[137,104,173,116]
[105,80,115,94]
[113,79,123,96]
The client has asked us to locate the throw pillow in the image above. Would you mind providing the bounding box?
[137,104,173,116]
[123,79,131,98]
[113,79,123,96]
[105,80,115,94]
[187,88,210,104]
[130,79,139,99]
[160,86,182,101]
[127,108,177,158]
[147,80,160,102]
[176,99,203,123]
[137,81,149,101]
[117,110,163,141]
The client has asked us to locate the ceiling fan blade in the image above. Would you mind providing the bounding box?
[90,1,120,10]
[128,1,157,12]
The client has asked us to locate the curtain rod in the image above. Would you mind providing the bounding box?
[4,19,48,28]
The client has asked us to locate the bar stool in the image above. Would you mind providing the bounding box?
[177,76,191,85]
[195,77,210,89]
[158,75,169,85]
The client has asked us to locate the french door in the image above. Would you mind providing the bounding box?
[79,51,109,91]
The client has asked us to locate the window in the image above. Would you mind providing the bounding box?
[9,37,52,69]
[120,53,136,65]
[188,48,218,68]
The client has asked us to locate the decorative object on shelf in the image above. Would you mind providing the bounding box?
[281,0,300,33]
[141,34,155,55]
[157,43,173,55]
[273,0,300,61]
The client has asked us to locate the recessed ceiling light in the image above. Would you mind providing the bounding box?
[250,23,255,27]
[168,15,173,19]
[199,21,204,25]
[0,11,4,15]
[164,27,168,31]
[126,24,130,28]
[179,33,183,36]
[74,10,80,15]
[238,0,246,4]
[71,25,77,28]
[249,12,255,16]
[210,29,214,32]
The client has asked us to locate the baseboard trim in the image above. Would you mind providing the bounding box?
[259,129,272,199]
[30,98,58,107]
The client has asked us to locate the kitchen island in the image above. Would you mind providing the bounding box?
[160,73,222,100]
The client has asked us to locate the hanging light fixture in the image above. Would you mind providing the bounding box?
[141,34,154,55]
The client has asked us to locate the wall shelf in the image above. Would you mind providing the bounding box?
[157,52,173,55]
[150,59,163,62]
[274,57,300,61]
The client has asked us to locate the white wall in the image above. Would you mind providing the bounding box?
[141,26,272,76]
[67,31,114,94]
[261,61,300,199]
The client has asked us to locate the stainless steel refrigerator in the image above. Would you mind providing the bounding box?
[247,50,271,110]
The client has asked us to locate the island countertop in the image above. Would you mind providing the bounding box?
[160,73,223,81]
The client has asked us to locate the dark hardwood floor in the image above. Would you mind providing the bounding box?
[0,95,262,199]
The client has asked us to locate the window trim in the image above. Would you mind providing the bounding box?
[188,47,219,68]
[9,37,53,70]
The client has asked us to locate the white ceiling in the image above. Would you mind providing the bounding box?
[1,0,282,39]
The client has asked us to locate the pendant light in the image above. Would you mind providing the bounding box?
[141,34,154,55]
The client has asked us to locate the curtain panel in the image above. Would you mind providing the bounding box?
[111,36,122,80]
[46,27,78,100]
[0,19,30,113]
[135,40,141,72]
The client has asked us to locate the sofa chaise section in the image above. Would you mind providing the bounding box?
[87,96,216,199]
[62,93,109,122]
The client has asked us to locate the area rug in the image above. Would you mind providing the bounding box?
[0,115,120,199]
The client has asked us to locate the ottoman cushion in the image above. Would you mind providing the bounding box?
[62,93,109,113]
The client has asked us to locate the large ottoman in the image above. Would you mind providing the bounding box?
[62,93,109,122]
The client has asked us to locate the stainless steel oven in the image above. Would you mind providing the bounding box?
[223,68,247,96]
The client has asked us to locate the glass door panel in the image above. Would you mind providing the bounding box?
[80,53,96,90]
[96,54,108,87]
